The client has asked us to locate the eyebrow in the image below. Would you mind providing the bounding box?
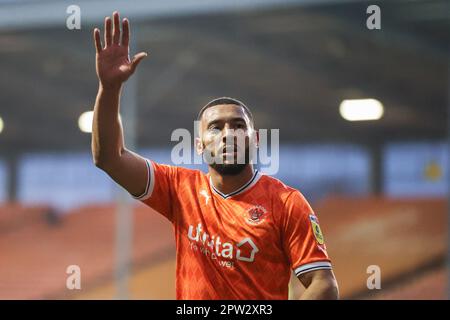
[206,117,247,127]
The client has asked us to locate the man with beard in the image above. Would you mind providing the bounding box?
[92,11,339,300]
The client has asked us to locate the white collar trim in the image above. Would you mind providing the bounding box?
[210,170,261,199]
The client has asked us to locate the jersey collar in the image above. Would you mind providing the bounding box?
[209,169,261,199]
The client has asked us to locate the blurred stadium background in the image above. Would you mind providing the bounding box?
[0,0,448,299]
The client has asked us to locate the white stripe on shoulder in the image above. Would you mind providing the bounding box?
[132,158,155,201]
[294,261,332,276]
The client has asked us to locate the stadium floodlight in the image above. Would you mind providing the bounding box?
[339,98,384,121]
[78,111,94,133]
[0,116,4,134]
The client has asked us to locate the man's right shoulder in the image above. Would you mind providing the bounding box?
[149,160,206,180]
[136,160,206,200]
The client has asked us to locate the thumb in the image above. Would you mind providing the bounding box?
[130,52,148,73]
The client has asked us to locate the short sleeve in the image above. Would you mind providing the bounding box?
[132,159,178,223]
[281,190,333,277]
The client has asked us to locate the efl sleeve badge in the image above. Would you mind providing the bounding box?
[309,214,325,245]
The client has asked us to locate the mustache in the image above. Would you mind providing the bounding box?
[221,144,241,153]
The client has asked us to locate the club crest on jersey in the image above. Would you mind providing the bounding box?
[245,205,267,225]
[309,214,325,245]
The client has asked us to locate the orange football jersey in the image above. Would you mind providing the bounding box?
[133,159,333,299]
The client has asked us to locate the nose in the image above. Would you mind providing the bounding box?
[221,124,236,144]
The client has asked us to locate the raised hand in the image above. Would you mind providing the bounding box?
[93,11,147,89]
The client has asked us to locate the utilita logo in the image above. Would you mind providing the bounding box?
[188,223,259,268]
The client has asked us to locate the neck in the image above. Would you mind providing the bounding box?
[209,165,255,195]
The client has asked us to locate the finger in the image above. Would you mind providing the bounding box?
[112,11,120,45]
[93,28,102,53]
[122,18,129,47]
[130,52,148,72]
[104,16,112,47]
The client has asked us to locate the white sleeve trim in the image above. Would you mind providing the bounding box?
[294,261,332,276]
[132,159,155,201]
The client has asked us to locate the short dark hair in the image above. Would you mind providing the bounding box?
[197,97,254,124]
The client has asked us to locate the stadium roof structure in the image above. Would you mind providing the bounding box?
[0,0,448,154]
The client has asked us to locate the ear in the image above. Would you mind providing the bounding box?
[254,129,259,148]
[195,137,203,155]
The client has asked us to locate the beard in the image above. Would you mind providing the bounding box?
[210,162,248,176]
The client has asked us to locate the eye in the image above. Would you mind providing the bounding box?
[208,125,220,132]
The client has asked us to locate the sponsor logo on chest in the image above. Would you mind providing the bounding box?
[187,223,259,268]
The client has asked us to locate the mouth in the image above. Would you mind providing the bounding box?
[221,145,239,155]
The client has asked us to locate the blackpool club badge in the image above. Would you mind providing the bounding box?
[245,205,267,225]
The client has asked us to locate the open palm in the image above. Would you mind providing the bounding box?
[93,12,147,89]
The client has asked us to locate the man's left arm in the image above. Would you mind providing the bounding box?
[298,269,339,300]
[281,190,339,300]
